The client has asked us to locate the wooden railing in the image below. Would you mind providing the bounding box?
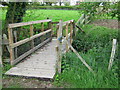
[56,19,75,73]
[8,19,52,65]
[56,19,95,74]
[76,14,91,27]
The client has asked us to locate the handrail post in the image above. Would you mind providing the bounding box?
[41,22,44,42]
[73,20,76,37]
[48,21,53,41]
[70,21,73,44]
[57,19,63,74]
[14,30,17,59]
[8,27,14,65]
[66,23,69,52]
[30,24,34,48]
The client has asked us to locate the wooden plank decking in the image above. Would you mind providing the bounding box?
[5,39,57,79]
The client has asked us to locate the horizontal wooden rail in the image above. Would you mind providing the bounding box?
[11,29,51,48]
[9,19,52,28]
[57,20,74,26]
[11,38,52,65]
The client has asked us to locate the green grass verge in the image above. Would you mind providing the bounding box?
[54,25,118,88]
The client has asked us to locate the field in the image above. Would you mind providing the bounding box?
[0,9,80,25]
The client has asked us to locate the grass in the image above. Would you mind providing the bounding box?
[54,24,118,88]
[1,9,80,29]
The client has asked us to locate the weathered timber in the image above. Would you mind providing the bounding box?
[70,21,73,44]
[66,23,69,52]
[14,30,18,58]
[9,19,52,28]
[66,40,95,74]
[57,20,63,73]
[57,20,74,26]
[5,39,57,78]
[108,39,117,71]
[8,28,14,64]
[11,29,51,48]
[75,25,85,33]
[30,24,34,49]
[11,38,52,65]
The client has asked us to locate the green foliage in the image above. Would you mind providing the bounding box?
[109,2,119,20]
[78,2,119,20]
[54,25,118,88]
[78,2,100,15]
[2,63,12,74]
[73,25,118,52]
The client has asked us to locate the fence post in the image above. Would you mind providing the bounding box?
[70,21,73,44]
[57,19,63,74]
[66,23,69,52]
[30,24,34,48]
[8,27,14,65]
[73,20,76,37]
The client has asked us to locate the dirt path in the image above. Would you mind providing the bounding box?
[90,19,119,29]
[2,75,56,88]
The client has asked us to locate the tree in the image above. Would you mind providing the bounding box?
[2,2,28,35]
[1,2,28,58]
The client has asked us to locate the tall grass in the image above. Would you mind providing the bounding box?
[54,25,118,88]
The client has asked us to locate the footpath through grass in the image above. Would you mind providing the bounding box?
[54,24,118,88]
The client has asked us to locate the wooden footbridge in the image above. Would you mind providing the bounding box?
[5,19,76,79]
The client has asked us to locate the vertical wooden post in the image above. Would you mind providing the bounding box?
[48,21,53,40]
[108,39,117,71]
[8,28,14,65]
[14,30,17,59]
[73,20,76,37]
[57,19,63,74]
[30,24,34,48]
[66,23,69,52]
[0,34,2,67]
[70,21,73,44]
[56,25,59,37]
[41,22,44,32]
[41,22,44,42]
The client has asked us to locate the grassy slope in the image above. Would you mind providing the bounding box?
[54,25,118,88]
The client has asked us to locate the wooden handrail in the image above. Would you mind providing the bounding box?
[57,20,74,26]
[10,29,51,48]
[8,19,52,28]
